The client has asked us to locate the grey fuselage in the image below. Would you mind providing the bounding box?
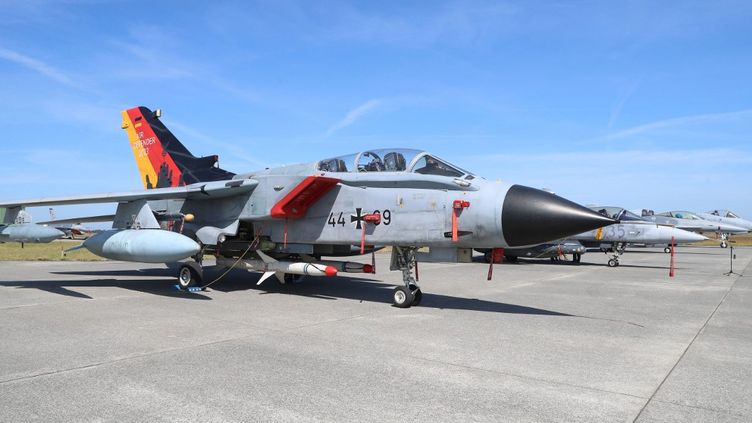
[697,211,752,233]
[572,221,706,247]
[150,157,611,253]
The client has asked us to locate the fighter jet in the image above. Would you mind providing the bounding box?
[697,210,752,247]
[572,207,706,267]
[485,240,586,264]
[0,208,64,245]
[642,209,748,248]
[641,209,747,234]
[0,106,614,307]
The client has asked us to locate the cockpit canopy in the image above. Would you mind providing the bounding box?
[657,211,702,220]
[317,149,473,178]
[590,206,644,222]
[710,210,740,218]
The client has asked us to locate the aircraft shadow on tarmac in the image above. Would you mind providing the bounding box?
[479,258,673,270]
[5,267,573,316]
[4,268,213,300]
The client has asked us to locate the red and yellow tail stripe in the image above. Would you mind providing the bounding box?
[121,107,184,189]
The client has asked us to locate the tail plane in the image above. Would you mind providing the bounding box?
[121,106,235,189]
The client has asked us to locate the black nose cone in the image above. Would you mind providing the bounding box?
[502,185,616,247]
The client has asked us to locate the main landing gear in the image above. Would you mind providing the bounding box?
[606,243,625,267]
[178,260,204,289]
[391,246,422,308]
[177,248,205,289]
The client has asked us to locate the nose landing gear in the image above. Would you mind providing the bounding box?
[391,246,422,308]
[606,243,625,267]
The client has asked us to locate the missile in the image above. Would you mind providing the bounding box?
[314,259,373,274]
[216,251,338,285]
[70,229,200,262]
[0,224,64,243]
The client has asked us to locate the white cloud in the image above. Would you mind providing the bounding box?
[604,109,752,141]
[0,46,78,88]
[324,99,383,137]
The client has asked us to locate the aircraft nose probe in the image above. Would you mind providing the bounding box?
[501,184,617,247]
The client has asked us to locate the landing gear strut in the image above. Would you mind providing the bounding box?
[720,233,729,248]
[606,243,625,267]
[391,246,422,308]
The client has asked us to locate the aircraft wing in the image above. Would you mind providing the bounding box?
[38,214,116,225]
[0,179,258,208]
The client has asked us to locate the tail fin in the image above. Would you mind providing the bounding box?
[121,106,235,189]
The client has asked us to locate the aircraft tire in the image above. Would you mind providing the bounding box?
[607,259,619,268]
[178,263,202,289]
[720,241,728,248]
[505,255,518,263]
[572,253,581,263]
[664,247,671,253]
[392,286,414,308]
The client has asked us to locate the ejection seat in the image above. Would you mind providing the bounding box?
[383,152,407,171]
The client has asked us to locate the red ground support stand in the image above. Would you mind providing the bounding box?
[487,248,504,280]
[669,236,675,278]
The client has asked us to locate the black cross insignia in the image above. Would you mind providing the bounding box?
[350,208,364,229]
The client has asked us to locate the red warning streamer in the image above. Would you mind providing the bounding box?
[360,213,381,254]
[452,200,470,242]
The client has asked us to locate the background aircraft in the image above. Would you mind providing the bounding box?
[0,106,614,308]
[641,209,747,248]
[0,208,64,245]
[481,241,585,264]
[572,207,706,267]
[697,210,752,247]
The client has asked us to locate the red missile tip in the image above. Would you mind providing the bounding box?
[362,264,373,274]
[324,266,338,277]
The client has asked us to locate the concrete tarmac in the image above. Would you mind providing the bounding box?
[0,246,750,422]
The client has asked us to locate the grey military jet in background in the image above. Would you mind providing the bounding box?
[642,209,748,248]
[697,210,752,247]
[0,106,614,308]
[0,208,64,245]
[572,207,706,267]
[488,240,586,264]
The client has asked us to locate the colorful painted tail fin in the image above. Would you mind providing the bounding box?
[121,106,235,189]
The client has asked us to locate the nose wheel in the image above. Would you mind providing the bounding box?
[605,243,624,267]
[392,284,422,308]
[391,247,422,308]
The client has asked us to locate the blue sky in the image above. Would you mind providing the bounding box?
[1,0,751,222]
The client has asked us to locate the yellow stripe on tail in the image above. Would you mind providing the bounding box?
[121,111,158,189]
